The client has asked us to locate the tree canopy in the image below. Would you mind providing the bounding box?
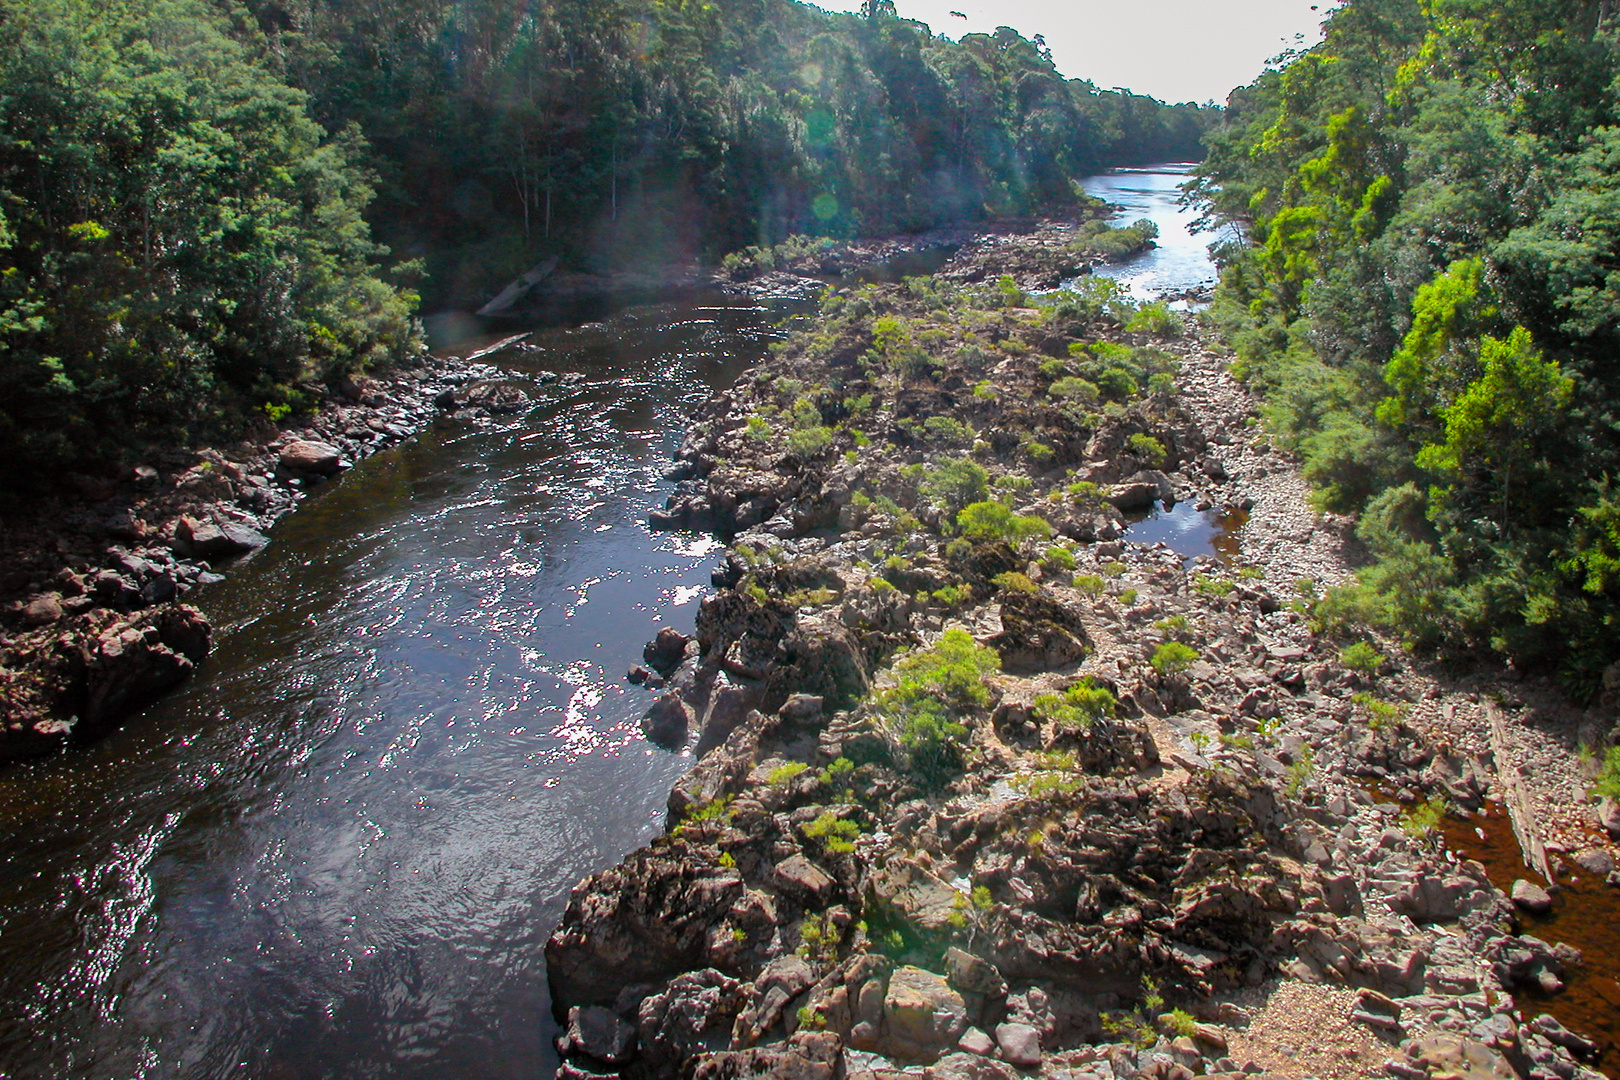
[1193,0,1620,694]
[0,0,1212,487]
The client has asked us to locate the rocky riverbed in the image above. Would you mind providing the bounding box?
[0,346,543,761]
[546,227,1616,1080]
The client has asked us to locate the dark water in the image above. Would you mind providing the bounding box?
[1080,163,1225,304]
[1444,804,1620,1076]
[1122,500,1247,565]
[0,298,789,1080]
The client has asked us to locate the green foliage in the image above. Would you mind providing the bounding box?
[0,0,418,483]
[1339,641,1386,673]
[1125,302,1181,338]
[877,628,1000,784]
[1284,746,1314,798]
[1071,573,1106,596]
[1159,1008,1198,1039]
[682,796,735,828]
[796,911,843,966]
[1191,573,1234,598]
[1031,677,1117,733]
[1400,796,1449,841]
[767,762,810,786]
[801,810,860,854]
[1042,545,1077,573]
[1192,0,1620,690]
[992,571,1039,594]
[1050,376,1101,402]
[746,415,772,440]
[1593,746,1620,802]
[1127,433,1168,467]
[956,501,1052,546]
[818,756,856,792]
[1151,641,1198,675]
[788,425,835,457]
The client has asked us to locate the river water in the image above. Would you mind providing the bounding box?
[1084,163,1220,303]
[0,169,1214,1079]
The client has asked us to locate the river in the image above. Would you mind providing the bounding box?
[0,168,1214,1079]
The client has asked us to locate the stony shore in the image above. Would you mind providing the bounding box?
[546,226,1616,1080]
[0,346,538,761]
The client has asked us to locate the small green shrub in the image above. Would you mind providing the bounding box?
[956,501,1053,545]
[788,425,834,457]
[1159,1008,1198,1038]
[878,628,1001,783]
[932,583,973,606]
[767,762,810,786]
[1127,432,1167,467]
[992,571,1039,594]
[746,415,771,440]
[1043,545,1077,573]
[1031,677,1117,733]
[1050,376,1100,402]
[1400,796,1449,840]
[1192,573,1234,598]
[801,811,860,853]
[1151,641,1198,675]
[1340,641,1386,673]
[1072,573,1106,596]
[1592,746,1620,801]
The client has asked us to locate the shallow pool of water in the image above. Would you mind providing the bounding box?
[1122,500,1246,565]
[1443,803,1619,1076]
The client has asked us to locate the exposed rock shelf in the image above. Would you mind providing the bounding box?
[545,226,1613,1080]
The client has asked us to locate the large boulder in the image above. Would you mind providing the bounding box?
[175,516,268,560]
[546,846,744,1009]
[882,966,968,1060]
[279,439,344,475]
[990,592,1088,673]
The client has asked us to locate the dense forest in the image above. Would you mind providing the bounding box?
[0,0,1211,488]
[1192,0,1620,696]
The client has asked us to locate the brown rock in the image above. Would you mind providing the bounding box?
[279,439,344,475]
[20,593,63,626]
[78,605,211,727]
[883,966,967,1060]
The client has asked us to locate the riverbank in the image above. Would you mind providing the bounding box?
[0,346,529,761]
[545,228,1615,1080]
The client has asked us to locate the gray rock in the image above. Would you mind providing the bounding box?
[1572,847,1615,876]
[958,1027,996,1055]
[1596,797,1620,840]
[1511,879,1553,915]
[20,593,62,626]
[641,693,692,749]
[780,693,825,721]
[944,947,1006,997]
[773,854,835,903]
[1528,1013,1599,1058]
[565,1005,636,1065]
[994,1022,1042,1067]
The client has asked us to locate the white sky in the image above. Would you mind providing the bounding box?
[813,0,1331,105]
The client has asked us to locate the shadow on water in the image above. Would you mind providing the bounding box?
[1442,804,1620,1077]
[1122,500,1247,566]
